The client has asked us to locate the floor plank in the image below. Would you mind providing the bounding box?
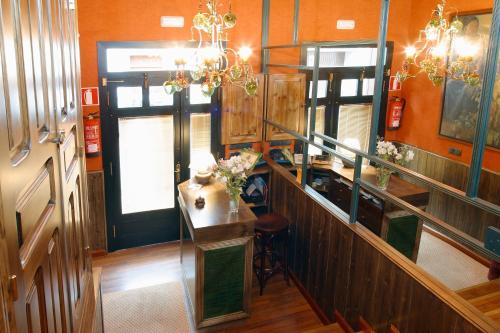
[93,242,324,332]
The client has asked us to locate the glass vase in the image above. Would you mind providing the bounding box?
[375,167,392,190]
[229,193,240,213]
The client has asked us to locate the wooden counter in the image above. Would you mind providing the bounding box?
[309,161,430,261]
[313,161,430,207]
[178,180,256,328]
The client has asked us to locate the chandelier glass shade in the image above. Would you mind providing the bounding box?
[396,0,481,87]
[163,0,258,97]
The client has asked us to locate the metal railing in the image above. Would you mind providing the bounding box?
[260,0,500,262]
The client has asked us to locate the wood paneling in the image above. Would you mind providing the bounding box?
[87,171,107,251]
[265,73,306,141]
[221,74,264,144]
[268,161,499,332]
[399,143,500,242]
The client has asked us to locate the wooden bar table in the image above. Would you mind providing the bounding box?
[178,179,256,328]
[311,161,430,261]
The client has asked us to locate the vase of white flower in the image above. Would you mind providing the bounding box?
[215,151,261,213]
[375,140,414,190]
[375,167,392,190]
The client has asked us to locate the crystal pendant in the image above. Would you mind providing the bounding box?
[450,19,463,34]
[163,81,176,94]
[211,74,222,88]
[229,64,242,80]
[244,78,258,96]
[201,81,215,97]
[193,13,208,30]
[223,12,237,28]
[190,67,203,81]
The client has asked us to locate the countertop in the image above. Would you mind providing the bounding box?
[178,179,256,243]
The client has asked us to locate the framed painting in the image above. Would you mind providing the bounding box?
[439,10,500,149]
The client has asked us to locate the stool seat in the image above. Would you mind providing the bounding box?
[253,213,290,295]
[255,213,289,233]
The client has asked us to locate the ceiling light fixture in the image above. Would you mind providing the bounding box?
[396,0,481,87]
[163,0,258,97]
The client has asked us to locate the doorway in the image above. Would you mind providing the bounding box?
[302,43,393,154]
[98,42,220,251]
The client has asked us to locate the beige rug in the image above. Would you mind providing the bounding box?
[103,281,190,333]
[417,231,488,290]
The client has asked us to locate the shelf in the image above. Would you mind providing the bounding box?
[246,202,267,208]
[250,165,271,176]
[311,186,328,194]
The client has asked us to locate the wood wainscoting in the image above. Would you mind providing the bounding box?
[399,143,500,242]
[87,171,107,252]
[268,161,499,332]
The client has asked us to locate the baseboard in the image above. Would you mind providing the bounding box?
[289,270,331,325]
[423,225,490,267]
[91,249,108,258]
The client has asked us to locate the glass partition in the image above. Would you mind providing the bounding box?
[261,0,500,308]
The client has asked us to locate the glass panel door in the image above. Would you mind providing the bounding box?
[118,116,175,214]
[103,73,182,251]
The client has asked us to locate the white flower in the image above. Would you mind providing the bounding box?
[395,153,403,160]
[405,150,415,161]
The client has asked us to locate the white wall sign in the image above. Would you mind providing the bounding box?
[161,16,185,28]
[337,20,356,30]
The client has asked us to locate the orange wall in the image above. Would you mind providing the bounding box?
[78,0,262,171]
[384,0,499,172]
[78,0,498,172]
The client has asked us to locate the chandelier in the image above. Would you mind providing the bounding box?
[163,0,258,97]
[396,0,481,87]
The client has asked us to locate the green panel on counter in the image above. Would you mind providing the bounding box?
[386,215,419,259]
[203,244,245,319]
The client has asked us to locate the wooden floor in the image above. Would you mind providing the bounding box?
[457,279,500,327]
[93,242,324,332]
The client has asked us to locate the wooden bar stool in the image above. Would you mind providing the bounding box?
[253,213,290,295]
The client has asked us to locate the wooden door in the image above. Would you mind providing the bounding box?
[265,73,306,141]
[0,0,92,332]
[54,0,93,331]
[221,74,264,144]
[0,0,71,331]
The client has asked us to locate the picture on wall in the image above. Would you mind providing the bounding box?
[440,11,500,149]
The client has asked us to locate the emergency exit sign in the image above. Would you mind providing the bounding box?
[81,87,99,106]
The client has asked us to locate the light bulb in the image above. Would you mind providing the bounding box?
[454,37,479,59]
[202,47,221,64]
[431,43,447,58]
[405,46,417,58]
[238,46,252,62]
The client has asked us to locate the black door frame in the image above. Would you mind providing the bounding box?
[97,41,221,251]
[301,42,394,148]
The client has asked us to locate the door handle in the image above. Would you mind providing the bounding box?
[50,130,66,145]
[328,73,334,92]
[175,162,181,183]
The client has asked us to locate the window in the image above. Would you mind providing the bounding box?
[117,87,142,108]
[149,86,174,106]
[190,113,212,177]
[189,84,212,105]
[306,47,385,68]
[107,47,199,72]
[308,80,328,99]
[337,104,372,159]
[362,78,375,96]
[340,79,358,97]
[119,116,175,214]
[307,106,326,156]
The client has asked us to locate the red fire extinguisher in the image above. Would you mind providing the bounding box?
[84,113,101,157]
[386,97,406,130]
